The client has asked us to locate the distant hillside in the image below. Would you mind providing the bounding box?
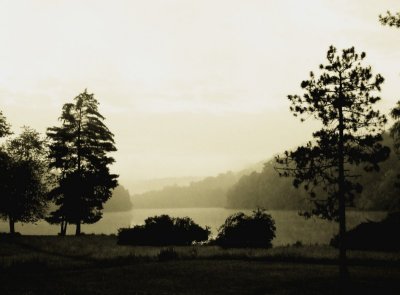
[128,176,203,194]
[226,160,308,210]
[104,185,133,212]
[130,134,400,211]
[227,133,400,211]
[132,171,240,208]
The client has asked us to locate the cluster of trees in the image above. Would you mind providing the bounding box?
[0,90,118,235]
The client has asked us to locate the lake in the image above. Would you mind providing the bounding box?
[0,208,386,246]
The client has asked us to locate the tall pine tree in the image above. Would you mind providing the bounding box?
[276,46,389,280]
[47,90,118,235]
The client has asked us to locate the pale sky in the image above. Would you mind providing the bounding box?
[1,0,400,192]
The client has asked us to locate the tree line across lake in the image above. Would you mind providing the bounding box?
[132,133,400,211]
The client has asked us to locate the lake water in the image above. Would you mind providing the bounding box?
[0,208,386,246]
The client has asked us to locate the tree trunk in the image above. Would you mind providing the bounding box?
[76,109,82,238]
[60,220,67,236]
[75,221,81,236]
[60,220,64,236]
[9,216,15,234]
[338,77,349,282]
[63,221,68,235]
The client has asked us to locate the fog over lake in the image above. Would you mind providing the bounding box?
[0,209,385,246]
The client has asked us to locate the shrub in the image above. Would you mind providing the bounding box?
[117,215,210,246]
[330,211,400,251]
[214,208,276,248]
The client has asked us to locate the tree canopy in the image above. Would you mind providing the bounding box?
[276,46,390,278]
[379,11,400,27]
[214,208,276,248]
[276,46,389,220]
[0,110,11,139]
[47,90,118,235]
[0,127,49,233]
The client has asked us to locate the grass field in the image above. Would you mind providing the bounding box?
[1,235,400,294]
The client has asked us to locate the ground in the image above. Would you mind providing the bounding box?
[1,235,399,294]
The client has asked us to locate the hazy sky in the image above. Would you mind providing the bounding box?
[1,0,400,191]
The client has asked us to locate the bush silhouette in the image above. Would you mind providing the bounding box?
[117,215,210,246]
[330,211,400,251]
[215,208,276,248]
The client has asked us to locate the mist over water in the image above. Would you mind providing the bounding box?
[0,209,385,246]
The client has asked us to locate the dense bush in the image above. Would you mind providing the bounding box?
[214,208,276,248]
[330,211,400,251]
[117,215,210,246]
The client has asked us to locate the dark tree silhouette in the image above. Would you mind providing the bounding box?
[0,110,11,138]
[388,103,400,197]
[0,127,49,233]
[380,9,400,211]
[47,90,118,235]
[276,46,390,279]
[215,208,276,248]
[379,11,400,27]
[118,215,210,246]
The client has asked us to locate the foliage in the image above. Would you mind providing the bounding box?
[0,127,50,232]
[214,208,276,248]
[380,9,400,213]
[46,90,118,235]
[386,103,400,208]
[379,11,400,27]
[330,212,400,252]
[276,46,389,221]
[117,215,210,246]
[0,110,11,139]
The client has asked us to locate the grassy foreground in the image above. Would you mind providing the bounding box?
[1,235,400,294]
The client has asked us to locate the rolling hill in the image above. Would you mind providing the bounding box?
[130,134,400,211]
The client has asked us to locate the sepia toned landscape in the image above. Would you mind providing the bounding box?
[1,1,400,294]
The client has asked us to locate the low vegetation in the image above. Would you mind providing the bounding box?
[330,211,400,251]
[1,235,400,294]
[213,208,276,248]
[117,215,210,246]
[1,235,400,269]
